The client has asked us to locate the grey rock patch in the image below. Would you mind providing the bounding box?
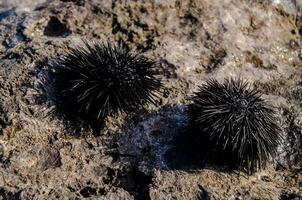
[37,146,62,171]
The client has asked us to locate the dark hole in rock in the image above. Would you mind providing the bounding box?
[115,167,152,200]
[79,187,97,198]
[140,7,147,13]
[103,167,116,184]
[98,188,106,196]
[183,12,199,24]
[44,17,71,37]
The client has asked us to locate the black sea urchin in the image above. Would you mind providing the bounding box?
[53,41,162,124]
[188,79,282,174]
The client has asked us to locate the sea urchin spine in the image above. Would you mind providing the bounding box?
[53,41,162,124]
[188,78,282,174]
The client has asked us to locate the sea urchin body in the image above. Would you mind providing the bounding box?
[53,41,162,124]
[188,79,282,174]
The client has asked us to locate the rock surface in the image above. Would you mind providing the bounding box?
[0,0,301,199]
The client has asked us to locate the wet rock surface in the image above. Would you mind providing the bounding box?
[0,0,301,199]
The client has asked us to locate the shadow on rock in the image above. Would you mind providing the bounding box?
[34,60,104,136]
[165,125,240,173]
[108,104,188,172]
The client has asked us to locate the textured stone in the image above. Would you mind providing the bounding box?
[0,0,301,199]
